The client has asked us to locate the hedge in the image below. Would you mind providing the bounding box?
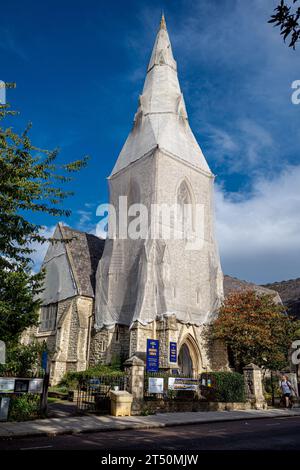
[59,364,125,390]
[201,371,245,403]
[8,394,41,421]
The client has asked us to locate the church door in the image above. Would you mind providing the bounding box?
[178,344,193,376]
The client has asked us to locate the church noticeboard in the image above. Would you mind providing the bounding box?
[14,379,29,393]
[148,377,164,394]
[168,377,199,391]
[0,378,15,393]
[28,379,44,394]
[146,339,159,372]
[169,342,177,363]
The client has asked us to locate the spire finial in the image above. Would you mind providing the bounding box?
[160,12,166,30]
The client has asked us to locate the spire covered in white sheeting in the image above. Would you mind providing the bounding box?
[111,14,211,177]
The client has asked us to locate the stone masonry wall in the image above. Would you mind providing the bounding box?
[129,315,228,374]
[89,324,130,366]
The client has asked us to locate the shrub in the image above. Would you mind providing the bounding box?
[8,394,40,421]
[59,364,125,390]
[0,341,46,377]
[201,371,245,402]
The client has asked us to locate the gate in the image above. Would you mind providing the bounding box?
[76,374,127,414]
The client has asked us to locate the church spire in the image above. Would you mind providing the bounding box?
[160,12,166,30]
[110,15,211,176]
[147,13,177,72]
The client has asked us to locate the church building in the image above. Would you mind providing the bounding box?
[26,16,230,384]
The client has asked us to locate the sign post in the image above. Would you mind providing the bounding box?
[0,397,10,422]
[0,340,6,365]
[40,351,50,415]
[146,339,159,372]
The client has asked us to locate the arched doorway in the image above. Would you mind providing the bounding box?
[178,344,193,376]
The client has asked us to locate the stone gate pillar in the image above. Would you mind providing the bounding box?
[124,355,145,415]
[243,363,266,409]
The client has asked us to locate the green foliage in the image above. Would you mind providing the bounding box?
[264,375,281,398]
[0,104,88,343]
[0,341,46,376]
[210,290,300,372]
[269,0,300,49]
[59,364,125,390]
[140,407,155,416]
[48,385,69,394]
[201,372,245,403]
[8,394,40,421]
[0,269,43,344]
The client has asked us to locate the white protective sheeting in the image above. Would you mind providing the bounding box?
[111,16,210,177]
[94,16,223,330]
[40,225,77,305]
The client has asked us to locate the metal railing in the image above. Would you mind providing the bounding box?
[76,374,127,414]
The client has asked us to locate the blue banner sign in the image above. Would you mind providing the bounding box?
[146,339,159,372]
[170,342,177,363]
[41,351,48,371]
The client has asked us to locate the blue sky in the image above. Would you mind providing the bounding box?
[2,0,300,284]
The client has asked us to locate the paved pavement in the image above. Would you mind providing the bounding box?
[2,415,300,450]
[1,407,300,440]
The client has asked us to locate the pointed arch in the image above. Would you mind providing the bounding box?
[178,333,202,377]
[176,177,196,234]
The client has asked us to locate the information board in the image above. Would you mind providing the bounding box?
[146,339,159,372]
[28,379,44,394]
[0,378,15,393]
[168,377,199,391]
[148,377,164,394]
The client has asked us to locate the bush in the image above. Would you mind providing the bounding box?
[8,394,40,421]
[59,364,125,390]
[0,341,46,377]
[201,372,245,402]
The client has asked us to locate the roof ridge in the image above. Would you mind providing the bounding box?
[59,224,81,296]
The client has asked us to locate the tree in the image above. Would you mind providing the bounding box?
[210,290,300,372]
[0,104,88,343]
[269,0,300,49]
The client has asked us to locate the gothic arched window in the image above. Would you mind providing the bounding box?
[177,180,194,237]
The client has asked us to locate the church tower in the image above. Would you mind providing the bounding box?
[91,16,225,374]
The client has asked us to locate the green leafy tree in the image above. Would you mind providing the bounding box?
[210,290,300,372]
[269,0,300,49]
[0,104,88,343]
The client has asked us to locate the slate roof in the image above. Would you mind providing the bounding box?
[60,225,105,298]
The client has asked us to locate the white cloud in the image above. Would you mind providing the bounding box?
[215,165,300,284]
[205,119,275,174]
[76,209,93,231]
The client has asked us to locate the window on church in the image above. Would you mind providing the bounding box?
[115,325,119,343]
[177,180,194,236]
[39,303,58,332]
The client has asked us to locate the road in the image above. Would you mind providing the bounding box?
[1,416,300,451]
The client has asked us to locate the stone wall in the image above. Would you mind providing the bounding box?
[89,324,130,366]
[140,400,254,414]
[128,315,228,375]
[23,295,93,385]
